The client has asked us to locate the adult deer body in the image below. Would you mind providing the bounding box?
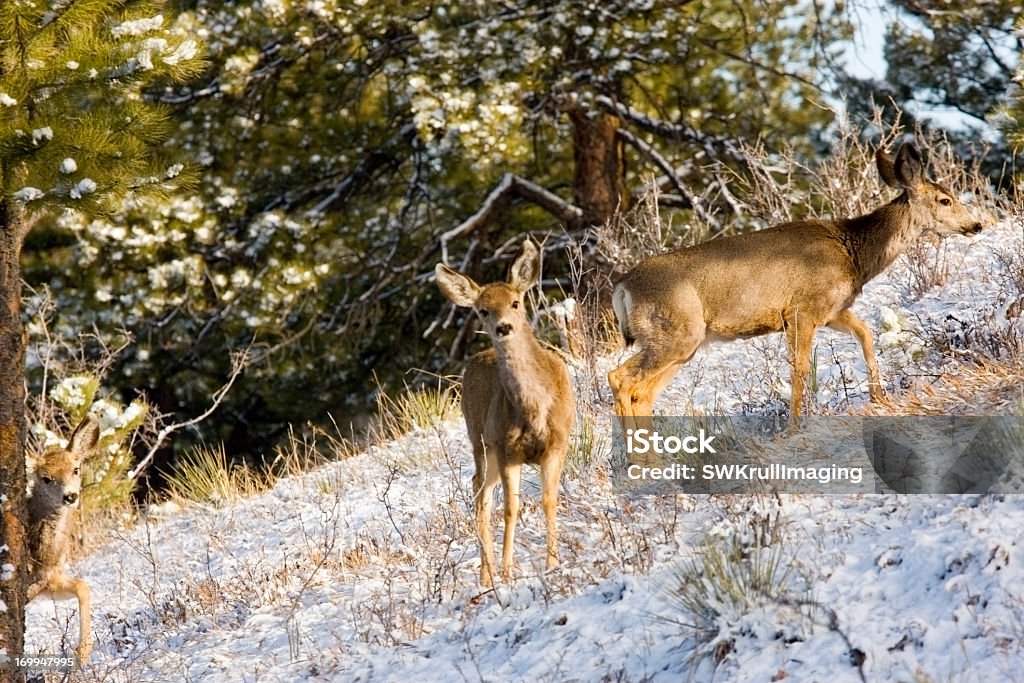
[436,240,574,588]
[27,415,99,660]
[609,141,983,432]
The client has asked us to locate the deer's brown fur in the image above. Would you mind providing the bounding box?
[436,240,575,587]
[27,415,98,661]
[609,141,983,439]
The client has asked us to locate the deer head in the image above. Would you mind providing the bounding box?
[435,239,541,344]
[876,141,983,237]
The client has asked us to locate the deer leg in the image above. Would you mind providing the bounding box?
[828,308,886,403]
[784,313,817,433]
[27,578,46,602]
[609,327,703,439]
[499,462,523,582]
[72,577,91,661]
[631,360,685,420]
[539,451,564,571]
[38,573,92,660]
[609,354,646,433]
[474,447,501,588]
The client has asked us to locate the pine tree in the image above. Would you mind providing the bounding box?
[0,0,202,667]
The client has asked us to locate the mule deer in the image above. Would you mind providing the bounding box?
[609,140,983,434]
[27,415,98,661]
[435,239,575,588]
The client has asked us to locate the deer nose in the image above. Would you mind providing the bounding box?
[495,322,513,337]
[63,492,79,505]
[966,222,982,235]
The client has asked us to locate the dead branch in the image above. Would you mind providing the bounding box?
[127,345,252,481]
[438,173,583,264]
[594,94,756,168]
[616,127,722,232]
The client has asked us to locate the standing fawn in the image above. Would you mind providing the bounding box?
[435,239,575,588]
[27,415,98,661]
[609,140,983,434]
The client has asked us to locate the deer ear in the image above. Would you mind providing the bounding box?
[435,263,481,308]
[69,415,100,459]
[508,239,540,293]
[893,141,924,190]
[875,148,899,188]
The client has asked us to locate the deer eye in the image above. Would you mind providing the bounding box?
[939,197,952,206]
[73,468,80,476]
[511,300,520,309]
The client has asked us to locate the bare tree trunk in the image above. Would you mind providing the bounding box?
[563,107,630,352]
[568,107,629,230]
[0,200,28,681]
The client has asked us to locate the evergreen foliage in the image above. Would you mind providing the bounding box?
[22,0,855,461]
[1004,15,1024,155]
[0,0,203,662]
[0,1,205,212]
[841,1,1022,183]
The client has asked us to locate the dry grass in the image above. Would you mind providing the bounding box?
[862,358,1024,417]
[373,380,461,444]
[162,443,273,505]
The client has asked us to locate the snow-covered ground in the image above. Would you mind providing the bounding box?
[26,220,1024,681]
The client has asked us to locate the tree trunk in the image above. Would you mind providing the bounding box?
[568,107,629,230]
[565,107,629,353]
[0,199,28,679]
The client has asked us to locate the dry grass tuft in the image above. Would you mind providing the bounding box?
[862,359,1024,417]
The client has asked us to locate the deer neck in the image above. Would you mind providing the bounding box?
[27,493,72,563]
[845,198,924,285]
[28,490,64,528]
[494,332,554,428]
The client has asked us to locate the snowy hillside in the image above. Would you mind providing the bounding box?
[26,220,1024,682]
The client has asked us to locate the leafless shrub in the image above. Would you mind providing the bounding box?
[923,309,1024,365]
[738,111,903,226]
[994,218,1024,319]
[898,235,966,299]
[596,185,701,271]
[741,108,996,229]
[663,496,813,668]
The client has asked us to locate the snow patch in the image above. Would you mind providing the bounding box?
[163,39,199,65]
[112,14,164,37]
[13,187,45,202]
[70,178,97,199]
[31,127,53,144]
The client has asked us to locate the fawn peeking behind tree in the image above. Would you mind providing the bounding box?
[26,415,99,661]
[0,3,203,660]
